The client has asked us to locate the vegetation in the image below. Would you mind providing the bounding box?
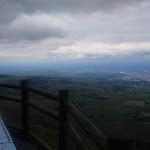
[0,73,150,150]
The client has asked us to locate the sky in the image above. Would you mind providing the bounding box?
[0,0,150,64]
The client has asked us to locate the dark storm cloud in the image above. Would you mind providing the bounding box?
[0,0,142,24]
[17,0,138,13]
[0,24,67,42]
[0,0,144,41]
[0,0,23,24]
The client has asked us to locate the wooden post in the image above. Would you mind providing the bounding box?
[59,89,69,150]
[107,131,136,150]
[21,80,30,140]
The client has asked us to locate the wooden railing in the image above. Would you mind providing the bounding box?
[0,80,136,150]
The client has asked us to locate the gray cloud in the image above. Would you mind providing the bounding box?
[18,0,138,13]
[0,25,67,42]
[0,0,22,24]
[0,0,143,24]
[0,13,68,42]
[0,0,145,42]
[0,0,149,62]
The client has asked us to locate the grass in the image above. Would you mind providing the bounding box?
[31,125,58,150]
[142,111,150,117]
[124,101,145,106]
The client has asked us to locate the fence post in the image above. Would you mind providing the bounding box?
[59,89,69,150]
[21,80,30,140]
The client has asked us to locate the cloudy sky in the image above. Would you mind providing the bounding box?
[0,0,150,63]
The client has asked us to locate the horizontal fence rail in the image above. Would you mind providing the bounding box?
[29,101,59,120]
[0,95,22,103]
[0,80,136,150]
[28,86,59,101]
[0,83,21,89]
[66,101,107,150]
[30,133,52,150]
[7,123,52,150]
[64,122,88,150]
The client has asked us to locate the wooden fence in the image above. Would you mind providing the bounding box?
[0,80,136,150]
